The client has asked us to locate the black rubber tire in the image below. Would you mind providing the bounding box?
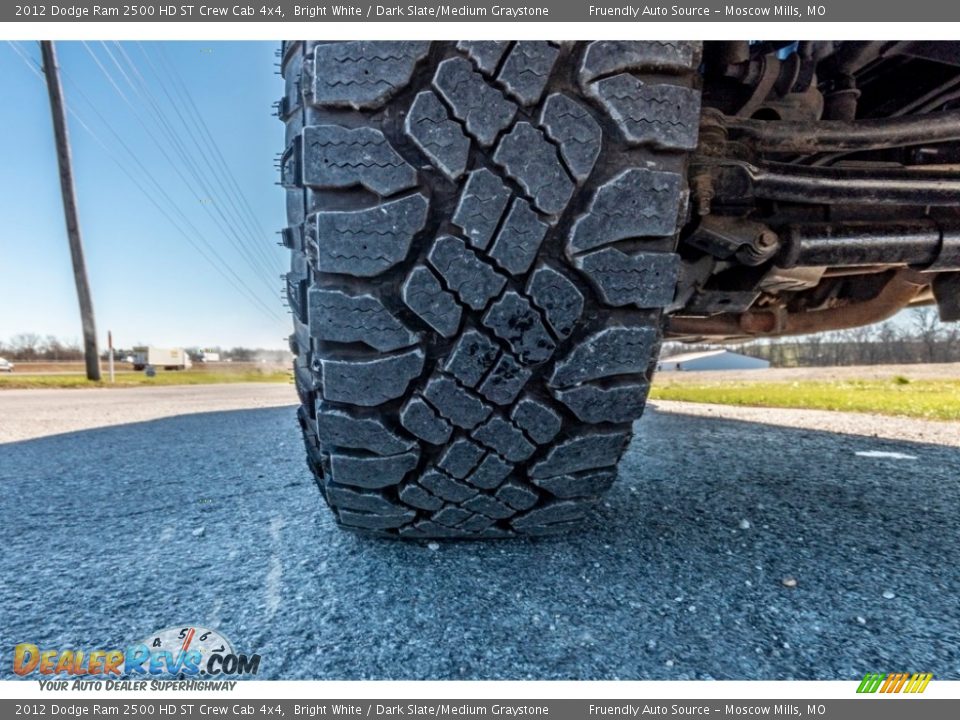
[279,41,702,538]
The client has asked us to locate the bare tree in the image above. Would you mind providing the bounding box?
[911,308,942,363]
[10,333,42,361]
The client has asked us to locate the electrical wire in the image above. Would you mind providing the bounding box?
[148,43,282,274]
[83,41,282,295]
[6,41,285,322]
[118,41,283,277]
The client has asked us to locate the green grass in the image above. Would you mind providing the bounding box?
[650,378,960,421]
[0,370,291,390]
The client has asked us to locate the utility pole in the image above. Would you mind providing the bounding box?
[41,41,101,381]
[108,330,115,384]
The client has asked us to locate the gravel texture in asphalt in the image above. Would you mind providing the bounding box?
[1,387,958,680]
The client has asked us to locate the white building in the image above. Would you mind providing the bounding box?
[658,349,770,372]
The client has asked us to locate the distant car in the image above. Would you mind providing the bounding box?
[0,357,14,372]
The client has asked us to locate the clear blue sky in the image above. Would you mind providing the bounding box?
[0,41,288,350]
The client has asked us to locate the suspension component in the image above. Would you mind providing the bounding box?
[705,159,960,206]
[777,220,960,270]
[720,108,960,153]
[685,216,781,266]
[668,271,927,338]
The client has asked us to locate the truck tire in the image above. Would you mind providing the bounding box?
[279,41,702,538]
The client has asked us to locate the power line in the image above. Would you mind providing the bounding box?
[89,41,283,288]
[116,41,283,278]
[146,43,284,276]
[6,41,284,322]
[68,42,283,320]
[84,41,282,294]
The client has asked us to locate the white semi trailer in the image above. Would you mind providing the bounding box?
[132,347,192,371]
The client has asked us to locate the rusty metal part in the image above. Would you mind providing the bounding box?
[668,271,927,338]
[760,266,826,292]
[709,159,960,206]
[691,169,715,216]
[823,265,897,277]
[722,109,960,153]
[736,56,782,118]
[685,216,781,265]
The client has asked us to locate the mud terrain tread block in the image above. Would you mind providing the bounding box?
[402,266,463,338]
[420,470,479,503]
[458,512,497,533]
[465,453,513,489]
[512,499,595,532]
[339,508,416,530]
[539,93,602,182]
[423,374,493,429]
[316,405,416,456]
[529,430,631,478]
[482,291,556,364]
[315,193,428,277]
[579,41,700,84]
[399,482,445,511]
[402,520,466,537]
[476,353,532,405]
[326,483,412,515]
[404,90,470,181]
[497,42,560,106]
[488,199,550,276]
[433,56,518,147]
[471,415,536,463]
[495,481,539,511]
[308,288,418,352]
[428,235,507,310]
[320,348,425,407]
[432,504,474,527]
[463,493,516,520]
[549,325,658,388]
[444,329,500,388]
[510,397,562,444]
[494,121,574,216]
[311,41,431,109]
[532,470,617,499]
[553,381,651,424]
[573,247,681,308]
[451,169,512,250]
[588,73,701,151]
[525,264,584,339]
[329,450,420,489]
[437,437,486,479]
[567,168,685,255]
[456,41,510,76]
[301,124,416,195]
[400,395,453,445]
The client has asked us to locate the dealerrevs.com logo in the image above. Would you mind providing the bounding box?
[13,626,261,681]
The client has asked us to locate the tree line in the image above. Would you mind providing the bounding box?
[0,334,290,363]
[669,308,960,367]
[4,308,957,367]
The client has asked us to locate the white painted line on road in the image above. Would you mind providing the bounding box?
[855,450,918,460]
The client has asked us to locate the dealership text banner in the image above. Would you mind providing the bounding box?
[6,1,960,22]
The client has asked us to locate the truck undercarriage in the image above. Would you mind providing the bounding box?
[280,40,959,537]
[669,41,960,342]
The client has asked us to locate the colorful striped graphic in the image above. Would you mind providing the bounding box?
[857,672,933,694]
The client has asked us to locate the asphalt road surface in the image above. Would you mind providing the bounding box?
[2,385,958,680]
